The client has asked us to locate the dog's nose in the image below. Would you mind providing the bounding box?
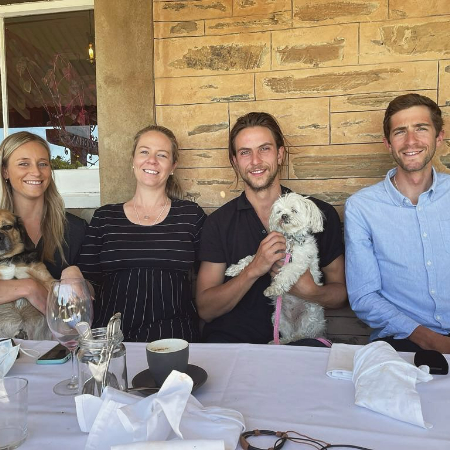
[281,214,289,223]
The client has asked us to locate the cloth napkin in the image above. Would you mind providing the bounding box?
[75,370,245,450]
[111,440,224,449]
[326,343,360,380]
[352,341,433,428]
[0,339,20,378]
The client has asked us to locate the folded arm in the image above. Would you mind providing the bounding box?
[0,279,48,314]
[286,255,347,309]
[345,199,421,339]
[196,232,286,322]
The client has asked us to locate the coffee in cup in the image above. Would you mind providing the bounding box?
[146,338,189,386]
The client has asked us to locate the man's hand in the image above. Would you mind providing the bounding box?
[409,326,450,354]
[246,231,286,279]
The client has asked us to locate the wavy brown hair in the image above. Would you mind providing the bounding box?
[0,131,67,264]
[132,125,183,200]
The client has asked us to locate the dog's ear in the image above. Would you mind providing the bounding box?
[15,215,35,252]
[304,198,324,233]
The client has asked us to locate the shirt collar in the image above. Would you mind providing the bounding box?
[237,185,291,211]
[385,166,437,206]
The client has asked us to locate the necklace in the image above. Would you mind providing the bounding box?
[393,175,400,191]
[133,196,169,226]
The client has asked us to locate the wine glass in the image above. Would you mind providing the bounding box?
[46,278,93,396]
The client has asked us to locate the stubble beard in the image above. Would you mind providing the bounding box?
[392,144,436,173]
[240,167,279,193]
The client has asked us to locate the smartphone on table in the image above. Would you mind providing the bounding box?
[36,343,71,365]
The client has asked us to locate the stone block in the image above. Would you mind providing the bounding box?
[283,177,382,214]
[155,74,254,105]
[156,103,229,149]
[272,23,358,69]
[178,148,230,168]
[155,21,204,38]
[293,0,387,25]
[331,90,437,112]
[206,11,291,35]
[288,143,393,179]
[155,32,271,77]
[389,0,450,19]
[360,17,450,64]
[439,60,450,107]
[255,61,437,100]
[177,167,241,207]
[229,98,329,146]
[233,0,291,17]
[331,110,385,144]
[154,0,232,22]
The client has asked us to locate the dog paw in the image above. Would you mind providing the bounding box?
[225,265,241,277]
[264,285,283,297]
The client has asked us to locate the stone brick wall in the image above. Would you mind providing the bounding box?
[153,0,450,218]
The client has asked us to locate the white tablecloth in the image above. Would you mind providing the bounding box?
[8,341,450,449]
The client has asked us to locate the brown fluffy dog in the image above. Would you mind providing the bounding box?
[0,209,53,340]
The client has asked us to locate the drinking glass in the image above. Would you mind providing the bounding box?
[46,278,93,395]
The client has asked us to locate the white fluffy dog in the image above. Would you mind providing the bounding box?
[225,193,326,344]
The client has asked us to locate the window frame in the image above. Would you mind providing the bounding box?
[0,0,98,209]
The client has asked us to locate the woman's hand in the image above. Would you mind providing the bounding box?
[61,266,95,299]
[61,266,84,280]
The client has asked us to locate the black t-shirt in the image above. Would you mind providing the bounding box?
[41,212,87,279]
[198,187,344,344]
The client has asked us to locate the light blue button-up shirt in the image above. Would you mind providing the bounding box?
[344,167,450,340]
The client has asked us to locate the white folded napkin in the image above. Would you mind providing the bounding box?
[352,341,433,428]
[0,339,20,378]
[75,370,245,450]
[111,440,224,449]
[326,343,360,380]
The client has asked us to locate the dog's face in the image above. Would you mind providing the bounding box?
[269,193,324,236]
[0,209,31,260]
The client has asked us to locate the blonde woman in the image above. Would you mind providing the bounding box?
[78,125,206,342]
[0,131,87,314]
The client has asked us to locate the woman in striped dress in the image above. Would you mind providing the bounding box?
[78,125,206,342]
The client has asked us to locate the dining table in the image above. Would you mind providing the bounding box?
[8,340,450,450]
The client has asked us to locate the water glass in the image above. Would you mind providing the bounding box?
[0,377,28,450]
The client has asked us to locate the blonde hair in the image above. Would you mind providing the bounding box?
[132,125,183,200]
[0,131,67,264]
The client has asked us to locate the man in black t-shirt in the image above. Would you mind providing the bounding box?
[196,112,347,344]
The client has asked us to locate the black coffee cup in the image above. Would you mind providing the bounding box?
[146,338,189,386]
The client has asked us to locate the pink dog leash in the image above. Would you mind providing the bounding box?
[273,252,291,345]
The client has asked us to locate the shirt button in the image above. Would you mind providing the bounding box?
[418,206,422,211]
[431,290,435,294]
[427,260,432,266]
[423,232,427,238]
[436,315,441,321]
[262,230,267,234]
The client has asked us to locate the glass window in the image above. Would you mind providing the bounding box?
[5,10,97,167]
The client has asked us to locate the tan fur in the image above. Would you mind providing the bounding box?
[0,209,53,340]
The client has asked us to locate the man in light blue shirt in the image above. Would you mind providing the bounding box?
[345,93,450,352]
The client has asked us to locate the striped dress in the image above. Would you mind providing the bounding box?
[78,200,206,342]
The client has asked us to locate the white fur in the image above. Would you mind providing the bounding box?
[225,193,326,344]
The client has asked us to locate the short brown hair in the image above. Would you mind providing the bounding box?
[132,125,183,200]
[228,112,288,177]
[383,94,443,143]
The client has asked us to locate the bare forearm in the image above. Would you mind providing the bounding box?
[290,281,347,309]
[197,266,260,322]
[409,326,450,354]
[0,279,48,314]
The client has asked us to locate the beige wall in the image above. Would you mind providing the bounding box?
[149,0,450,218]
